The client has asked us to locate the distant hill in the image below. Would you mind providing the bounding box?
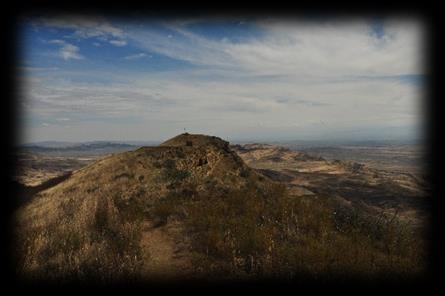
[22,141,81,148]
[19,140,161,156]
[20,142,139,156]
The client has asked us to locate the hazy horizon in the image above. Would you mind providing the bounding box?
[18,15,426,144]
[21,133,424,147]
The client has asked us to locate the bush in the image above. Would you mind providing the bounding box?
[159,159,191,183]
[176,183,426,279]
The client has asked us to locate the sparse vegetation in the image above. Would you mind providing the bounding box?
[159,159,191,183]
[14,133,428,282]
[148,181,426,280]
[15,191,145,282]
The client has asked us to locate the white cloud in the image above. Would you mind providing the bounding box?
[22,17,425,142]
[124,53,147,60]
[22,68,423,142]
[109,39,127,46]
[39,16,124,39]
[49,39,84,60]
[48,39,65,45]
[127,18,423,78]
[38,16,128,50]
[60,44,83,60]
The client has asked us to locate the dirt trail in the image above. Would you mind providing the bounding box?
[140,220,194,279]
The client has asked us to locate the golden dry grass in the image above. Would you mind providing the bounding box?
[14,134,428,282]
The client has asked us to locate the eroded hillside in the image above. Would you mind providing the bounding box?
[232,143,430,227]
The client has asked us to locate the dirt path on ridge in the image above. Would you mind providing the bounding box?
[140,220,194,279]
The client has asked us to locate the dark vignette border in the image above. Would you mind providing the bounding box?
[1,1,441,292]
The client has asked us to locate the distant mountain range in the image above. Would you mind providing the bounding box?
[19,141,161,156]
[22,140,161,148]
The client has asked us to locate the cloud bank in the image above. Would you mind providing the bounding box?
[20,16,425,143]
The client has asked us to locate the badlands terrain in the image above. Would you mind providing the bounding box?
[231,143,430,227]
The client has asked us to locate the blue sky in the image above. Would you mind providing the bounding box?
[18,16,425,143]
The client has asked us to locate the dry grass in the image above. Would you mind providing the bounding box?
[14,134,428,282]
[147,180,426,280]
[14,191,144,282]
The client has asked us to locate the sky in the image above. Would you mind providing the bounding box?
[17,15,426,143]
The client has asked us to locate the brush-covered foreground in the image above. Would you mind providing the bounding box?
[152,183,426,280]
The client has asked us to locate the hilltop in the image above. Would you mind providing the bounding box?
[14,133,427,282]
[14,134,272,280]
